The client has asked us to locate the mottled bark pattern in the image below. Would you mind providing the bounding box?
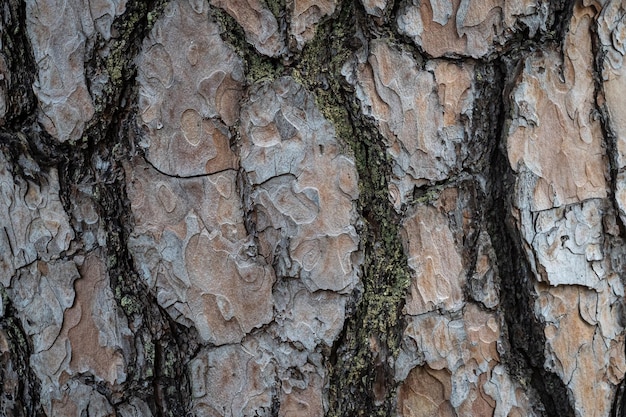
[1,0,625,416]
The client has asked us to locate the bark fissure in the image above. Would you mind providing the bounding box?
[0,293,45,417]
[589,10,626,417]
[486,53,575,416]
[215,2,413,413]
[293,3,413,415]
[591,11,626,238]
[466,4,582,414]
[0,0,37,126]
[50,1,196,414]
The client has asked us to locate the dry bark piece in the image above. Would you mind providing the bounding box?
[25,0,127,142]
[396,190,530,416]
[64,253,129,385]
[278,372,324,417]
[536,281,625,417]
[399,306,526,415]
[190,335,324,417]
[7,254,131,416]
[398,365,455,417]
[401,205,465,315]
[506,4,607,212]
[240,76,360,294]
[354,41,475,209]
[48,380,114,417]
[0,152,74,285]
[190,343,275,416]
[11,261,80,363]
[518,200,606,288]
[273,279,348,350]
[210,0,286,56]
[137,0,243,177]
[126,157,275,345]
[290,0,339,49]
[397,0,550,58]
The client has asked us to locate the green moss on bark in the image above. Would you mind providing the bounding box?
[214,1,412,412]
[294,3,411,416]
[212,7,284,84]
[263,0,285,21]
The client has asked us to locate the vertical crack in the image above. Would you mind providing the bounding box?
[590,8,626,236]
[52,1,196,415]
[0,290,45,417]
[485,53,575,417]
[0,0,37,126]
[0,2,52,416]
[291,2,412,415]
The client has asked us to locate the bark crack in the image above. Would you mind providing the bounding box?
[485,52,575,417]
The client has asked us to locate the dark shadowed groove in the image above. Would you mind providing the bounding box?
[0,292,46,417]
[0,2,46,415]
[291,3,412,416]
[0,0,65,180]
[478,2,579,414]
[488,142,574,417]
[0,0,37,126]
[211,2,411,414]
[212,6,286,84]
[484,50,574,416]
[50,1,197,415]
[589,7,626,238]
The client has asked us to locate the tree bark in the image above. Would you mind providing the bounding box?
[1,0,625,416]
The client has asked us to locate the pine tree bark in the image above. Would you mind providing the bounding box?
[1,0,625,416]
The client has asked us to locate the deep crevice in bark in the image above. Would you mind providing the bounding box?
[484,55,574,417]
[469,3,579,413]
[208,4,408,415]
[212,6,287,83]
[44,1,196,415]
[292,3,412,416]
[215,1,413,413]
[0,296,46,417]
[0,2,53,416]
[0,0,37,126]
[590,9,626,238]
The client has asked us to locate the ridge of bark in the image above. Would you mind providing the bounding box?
[588,7,626,417]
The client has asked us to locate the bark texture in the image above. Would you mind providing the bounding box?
[1,0,625,416]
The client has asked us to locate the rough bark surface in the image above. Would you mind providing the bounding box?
[1,0,625,416]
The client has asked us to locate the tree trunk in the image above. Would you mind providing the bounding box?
[1,0,625,416]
